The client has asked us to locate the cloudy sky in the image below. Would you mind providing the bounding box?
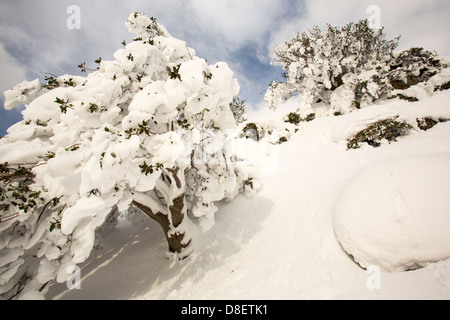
[1,0,449,135]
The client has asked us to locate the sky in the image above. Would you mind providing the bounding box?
[1,0,449,136]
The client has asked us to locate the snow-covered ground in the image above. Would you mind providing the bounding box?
[47,90,450,300]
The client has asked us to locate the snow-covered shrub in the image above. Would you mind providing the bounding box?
[266,19,400,116]
[346,118,413,149]
[389,93,419,102]
[239,119,296,144]
[434,80,450,92]
[388,47,444,90]
[348,71,393,110]
[241,122,261,141]
[386,63,450,103]
[284,112,315,125]
[284,112,302,125]
[0,12,259,299]
[229,97,247,124]
[416,117,449,131]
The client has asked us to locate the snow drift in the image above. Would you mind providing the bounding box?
[333,154,450,272]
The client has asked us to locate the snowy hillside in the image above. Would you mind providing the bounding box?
[47,88,450,300]
[1,13,449,301]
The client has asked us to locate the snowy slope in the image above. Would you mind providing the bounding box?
[47,91,450,300]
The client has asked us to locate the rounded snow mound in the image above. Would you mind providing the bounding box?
[333,154,450,272]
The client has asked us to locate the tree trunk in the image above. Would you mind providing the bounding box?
[132,195,191,256]
[131,167,191,258]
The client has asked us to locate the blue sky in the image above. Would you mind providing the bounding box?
[1,0,450,136]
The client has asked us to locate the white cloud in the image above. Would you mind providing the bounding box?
[0,42,27,96]
[268,0,450,60]
[377,0,450,55]
[189,0,286,48]
[0,1,72,73]
[0,41,27,135]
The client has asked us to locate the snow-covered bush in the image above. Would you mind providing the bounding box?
[241,122,261,141]
[388,47,444,90]
[229,97,247,124]
[385,63,450,104]
[285,112,315,124]
[434,81,450,92]
[239,119,296,144]
[0,12,259,299]
[389,93,419,102]
[416,117,449,131]
[284,112,302,125]
[266,19,400,116]
[346,118,413,149]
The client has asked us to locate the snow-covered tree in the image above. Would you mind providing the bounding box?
[0,12,259,299]
[266,19,400,116]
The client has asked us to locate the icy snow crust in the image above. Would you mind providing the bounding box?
[47,89,450,300]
